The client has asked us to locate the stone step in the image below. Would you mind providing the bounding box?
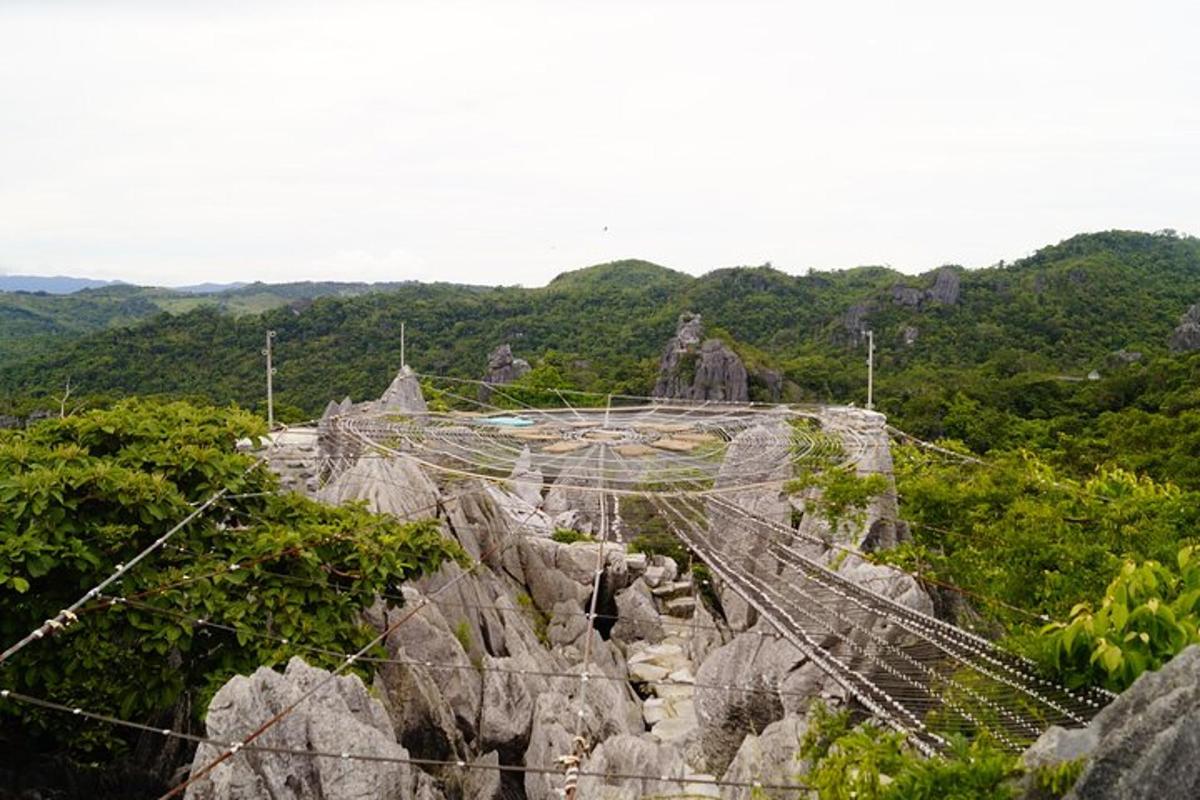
[664,595,697,618]
[651,579,693,601]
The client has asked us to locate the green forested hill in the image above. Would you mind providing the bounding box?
[0,279,466,364]
[2,232,1198,455]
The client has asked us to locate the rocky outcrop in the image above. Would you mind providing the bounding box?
[184,658,413,800]
[479,344,530,402]
[928,266,961,305]
[1169,304,1200,352]
[319,453,440,521]
[379,365,428,414]
[1023,645,1200,800]
[890,266,962,309]
[575,734,689,798]
[225,388,926,800]
[840,303,871,341]
[707,417,792,630]
[694,630,798,772]
[653,313,749,403]
[721,714,808,799]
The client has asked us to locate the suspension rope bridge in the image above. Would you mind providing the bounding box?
[318,377,1109,757]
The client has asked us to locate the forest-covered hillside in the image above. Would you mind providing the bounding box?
[0,279,476,364]
[2,231,1197,424]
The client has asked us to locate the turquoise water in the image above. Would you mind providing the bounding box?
[479,416,535,428]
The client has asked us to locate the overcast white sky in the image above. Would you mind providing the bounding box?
[1,1,1197,287]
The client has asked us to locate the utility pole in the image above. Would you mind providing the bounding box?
[865,329,875,410]
[263,330,277,428]
[400,321,406,369]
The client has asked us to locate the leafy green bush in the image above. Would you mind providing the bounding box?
[1040,546,1200,691]
[626,532,689,566]
[800,703,1020,800]
[551,528,594,544]
[891,444,1199,634]
[0,399,463,760]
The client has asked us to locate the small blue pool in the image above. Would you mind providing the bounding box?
[479,416,536,428]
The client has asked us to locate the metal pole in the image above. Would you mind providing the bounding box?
[401,321,406,369]
[264,330,277,428]
[866,329,874,410]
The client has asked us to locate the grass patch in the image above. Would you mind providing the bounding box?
[551,528,595,544]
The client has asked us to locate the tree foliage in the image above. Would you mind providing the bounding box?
[0,400,463,759]
[1041,546,1200,691]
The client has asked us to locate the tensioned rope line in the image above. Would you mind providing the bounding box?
[672,492,1108,741]
[320,417,1071,631]
[333,398,1108,743]
[0,689,810,794]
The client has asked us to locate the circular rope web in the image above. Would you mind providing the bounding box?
[322,380,1108,755]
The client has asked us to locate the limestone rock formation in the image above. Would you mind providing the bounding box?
[319,453,440,521]
[928,266,962,305]
[479,344,531,402]
[707,416,792,630]
[1023,645,1200,800]
[575,734,689,798]
[1169,303,1200,352]
[890,266,962,309]
[721,714,808,799]
[652,313,749,403]
[379,365,428,414]
[694,630,797,772]
[840,303,871,340]
[184,658,413,800]
[227,393,932,800]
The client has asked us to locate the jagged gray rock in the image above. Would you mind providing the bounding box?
[721,714,808,799]
[1024,645,1200,800]
[694,630,800,773]
[379,365,428,414]
[891,266,961,309]
[653,313,749,402]
[752,367,784,402]
[1169,304,1200,352]
[708,417,792,630]
[524,673,643,800]
[479,344,531,402]
[480,653,547,758]
[508,446,544,508]
[891,285,925,307]
[184,657,412,800]
[462,751,504,800]
[376,588,481,751]
[611,578,666,647]
[840,303,871,340]
[575,734,689,798]
[928,266,961,305]
[318,453,440,521]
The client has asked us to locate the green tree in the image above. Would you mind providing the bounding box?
[0,399,462,761]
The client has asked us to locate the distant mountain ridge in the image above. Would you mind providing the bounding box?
[0,275,126,294]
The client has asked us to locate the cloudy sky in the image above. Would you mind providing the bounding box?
[1,1,1197,287]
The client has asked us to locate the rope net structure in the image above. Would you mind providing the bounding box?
[318,376,1107,756]
[0,376,1110,798]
